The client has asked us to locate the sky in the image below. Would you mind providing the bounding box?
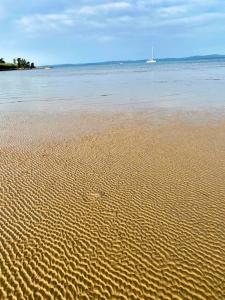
[0,0,225,65]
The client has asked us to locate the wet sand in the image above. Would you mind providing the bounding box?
[1,110,225,299]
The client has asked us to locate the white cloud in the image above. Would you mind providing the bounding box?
[163,12,225,27]
[17,0,225,36]
[79,2,132,15]
[19,13,75,32]
[157,5,189,17]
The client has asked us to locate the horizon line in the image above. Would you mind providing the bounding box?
[41,53,225,67]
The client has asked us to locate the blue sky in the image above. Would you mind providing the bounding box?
[1,0,225,65]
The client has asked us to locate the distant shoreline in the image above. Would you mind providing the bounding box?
[0,66,52,72]
[48,54,225,68]
[1,54,225,71]
[0,58,36,72]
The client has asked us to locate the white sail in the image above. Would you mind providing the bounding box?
[147,47,156,63]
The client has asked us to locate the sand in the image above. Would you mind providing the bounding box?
[1,110,225,300]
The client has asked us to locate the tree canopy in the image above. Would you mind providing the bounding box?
[14,58,35,69]
[0,57,35,71]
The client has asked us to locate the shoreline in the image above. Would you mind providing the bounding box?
[0,67,51,72]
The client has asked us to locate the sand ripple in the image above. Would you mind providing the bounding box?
[1,111,225,299]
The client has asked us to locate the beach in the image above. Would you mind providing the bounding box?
[1,108,225,299]
[1,60,225,299]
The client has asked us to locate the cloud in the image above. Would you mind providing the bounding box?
[78,2,132,15]
[157,5,189,17]
[19,13,74,33]
[152,12,225,28]
[16,0,225,36]
[17,2,133,33]
[2,0,225,63]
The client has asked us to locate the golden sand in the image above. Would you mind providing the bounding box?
[1,110,225,299]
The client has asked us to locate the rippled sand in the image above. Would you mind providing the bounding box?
[1,110,225,299]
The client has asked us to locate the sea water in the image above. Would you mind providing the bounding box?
[0,58,225,112]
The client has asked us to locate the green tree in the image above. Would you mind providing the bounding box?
[21,59,25,68]
[0,58,5,63]
[17,58,21,68]
[14,57,36,69]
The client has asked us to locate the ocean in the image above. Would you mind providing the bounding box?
[1,58,225,112]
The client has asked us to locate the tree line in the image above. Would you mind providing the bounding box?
[0,57,35,70]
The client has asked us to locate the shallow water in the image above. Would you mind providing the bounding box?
[1,111,225,300]
[1,60,225,300]
[0,59,225,112]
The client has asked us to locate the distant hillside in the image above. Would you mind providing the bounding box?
[47,54,225,68]
[160,54,225,62]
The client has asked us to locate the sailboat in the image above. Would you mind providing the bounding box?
[146,47,156,63]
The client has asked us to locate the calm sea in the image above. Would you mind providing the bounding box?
[1,58,225,113]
